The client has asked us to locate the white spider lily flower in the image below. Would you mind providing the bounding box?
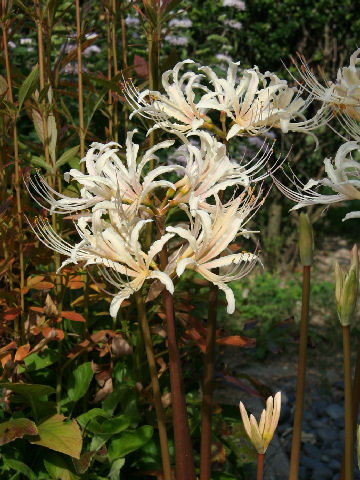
[29,214,175,318]
[170,131,278,213]
[124,60,206,134]
[273,141,360,221]
[239,392,281,454]
[166,198,260,314]
[170,131,250,212]
[27,131,177,216]
[198,62,313,139]
[294,50,360,116]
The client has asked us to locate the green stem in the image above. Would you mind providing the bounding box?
[289,265,311,480]
[343,324,354,480]
[200,282,218,480]
[134,292,172,480]
[257,453,264,480]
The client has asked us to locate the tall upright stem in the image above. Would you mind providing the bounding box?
[1,2,25,342]
[111,0,118,142]
[105,1,113,139]
[341,337,360,480]
[120,0,128,138]
[289,265,311,480]
[157,218,196,480]
[134,292,172,480]
[343,325,354,480]
[200,283,218,480]
[257,453,264,480]
[75,0,85,163]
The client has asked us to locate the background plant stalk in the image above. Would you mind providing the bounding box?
[289,264,311,480]
[340,337,360,480]
[1,2,25,342]
[134,292,172,480]
[200,281,218,480]
[343,324,354,480]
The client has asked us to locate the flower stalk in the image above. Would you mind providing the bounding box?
[200,281,218,480]
[1,0,25,342]
[289,213,313,480]
[343,324,354,480]
[134,291,172,480]
[257,453,264,480]
[157,216,196,480]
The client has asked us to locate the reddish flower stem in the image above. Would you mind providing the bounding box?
[289,265,311,480]
[257,453,264,480]
[200,282,218,480]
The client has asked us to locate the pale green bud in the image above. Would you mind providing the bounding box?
[299,213,314,266]
[335,244,359,326]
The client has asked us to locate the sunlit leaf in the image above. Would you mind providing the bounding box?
[61,311,86,322]
[30,414,82,459]
[0,418,38,446]
[109,458,125,480]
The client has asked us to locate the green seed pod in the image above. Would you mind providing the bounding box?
[299,213,314,266]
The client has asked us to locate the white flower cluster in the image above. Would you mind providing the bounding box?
[274,49,360,221]
[124,59,322,140]
[30,122,268,318]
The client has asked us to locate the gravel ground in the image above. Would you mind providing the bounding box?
[215,346,360,480]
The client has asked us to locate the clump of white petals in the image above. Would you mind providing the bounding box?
[273,141,360,221]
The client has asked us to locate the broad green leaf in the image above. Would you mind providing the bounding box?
[62,362,93,405]
[55,146,80,170]
[44,452,80,480]
[30,414,82,459]
[18,349,59,373]
[18,65,39,111]
[0,418,38,445]
[76,408,110,430]
[1,382,55,398]
[108,426,153,461]
[3,458,36,480]
[99,415,130,435]
[109,458,125,480]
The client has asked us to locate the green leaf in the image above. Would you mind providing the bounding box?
[18,349,59,373]
[109,458,125,480]
[0,418,38,446]
[1,382,55,399]
[18,65,39,111]
[55,146,80,170]
[108,426,153,461]
[99,415,130,435]
[84,90,107,134]
[30,414,82,459]
[62,362,93,405]
[76,408,110,430]
[3,458,36,480]
[30,155,52,172]
[44,452,80,480]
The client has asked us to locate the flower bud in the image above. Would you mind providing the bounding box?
[335,244,359,326]
[298,213,314,266]
[239,392,281,454]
